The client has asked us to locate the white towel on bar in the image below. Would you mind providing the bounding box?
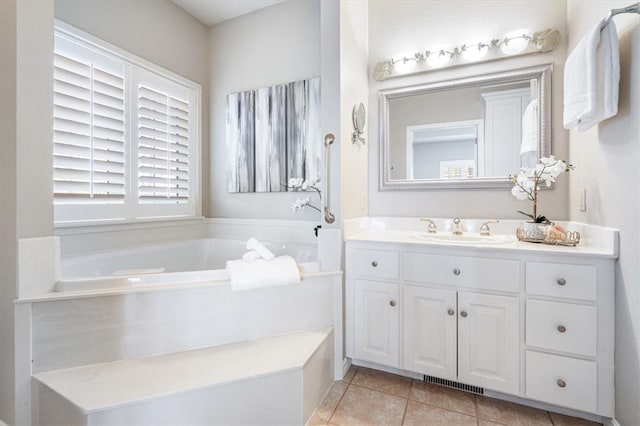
[520,99,538,154]
[226,255,301,292]
[563,18,620,132]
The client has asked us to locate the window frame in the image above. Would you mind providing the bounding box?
[53,21,202,227]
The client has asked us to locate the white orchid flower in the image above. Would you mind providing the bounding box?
[291,197,311,212]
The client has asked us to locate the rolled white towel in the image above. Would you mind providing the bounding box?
[246,237,275,261]
[242,250,261,262]
[226,255,301,292]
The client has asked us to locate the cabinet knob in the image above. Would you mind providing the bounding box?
[557,278,566,286]
[557,379,567,388]
[447,308,455,316]
[389,300,396,307]
[460,311,468,318]
[453,268,461,276]
[371,261,378,267]
[557,325,567,333]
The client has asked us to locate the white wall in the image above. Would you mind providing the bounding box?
[207,0,322,221]
[566,2,640,424]
[368,0,569,220]
[339,0,369,220]
[54,0,211,218]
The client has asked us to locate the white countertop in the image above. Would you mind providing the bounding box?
[344,218,619,258]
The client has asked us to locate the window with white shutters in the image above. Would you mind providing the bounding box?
[137,84,191,204]
[53,53,126,202]
[53,23,200,225]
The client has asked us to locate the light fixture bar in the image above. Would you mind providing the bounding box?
[374,28,560,81]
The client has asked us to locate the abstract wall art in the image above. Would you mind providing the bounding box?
[226,90,255,193]
[226,77,320,193]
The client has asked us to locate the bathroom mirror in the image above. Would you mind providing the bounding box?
[352,102,366,144]
[380,63,552,190]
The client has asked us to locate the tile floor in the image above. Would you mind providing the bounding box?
[308,366,601,426]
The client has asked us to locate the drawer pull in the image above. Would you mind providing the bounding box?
[460,311,468,318]
[557,325,567,333]
[371,261,378,267]
[447,308,455,316]
[557,379,567,388]
[557,278,566,286]
[453,268,461,276]
[389,300,396,307]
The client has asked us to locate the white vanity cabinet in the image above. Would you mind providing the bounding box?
[345,239,616,418]
[353,280,399,366]
[401,250,521,394]
[523,261,609,414]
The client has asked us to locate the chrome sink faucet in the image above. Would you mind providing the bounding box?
[420,218,437,234]
[480,220,499,236]
[452,217,463,235]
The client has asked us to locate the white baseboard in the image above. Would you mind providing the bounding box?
[350,359,423,380]
[603,418,621,426]
[341,357,352,379]
[0,420,8,426]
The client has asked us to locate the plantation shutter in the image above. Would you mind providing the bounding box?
[137,82,191,204]
[53,52,125,202]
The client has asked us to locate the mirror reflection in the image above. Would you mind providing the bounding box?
[380,64,551,189]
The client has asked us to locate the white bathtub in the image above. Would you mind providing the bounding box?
[57,238,318,292]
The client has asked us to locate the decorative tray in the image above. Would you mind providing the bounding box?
[516,228,581,247]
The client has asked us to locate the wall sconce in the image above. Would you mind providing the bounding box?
[374,28,560,81]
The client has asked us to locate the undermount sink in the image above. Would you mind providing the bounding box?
[412,233,515,245]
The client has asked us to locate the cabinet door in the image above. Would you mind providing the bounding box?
[458,292,519,394]
[403,286,457,380]
[354,280,399,367]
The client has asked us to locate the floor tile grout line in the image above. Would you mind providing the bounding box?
[326,381,351,425]
[400,396,409,426]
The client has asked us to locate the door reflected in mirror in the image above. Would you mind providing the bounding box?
[380,64,552,190]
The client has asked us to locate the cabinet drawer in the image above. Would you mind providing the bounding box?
[353,249,399,280]
[526,262,596,301]
[404,253,519,293]
[526,300,596,357]
[526,351,597,413]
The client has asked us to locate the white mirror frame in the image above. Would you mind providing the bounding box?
[379,63,552,190]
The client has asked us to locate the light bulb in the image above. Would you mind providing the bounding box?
[461,39,489,61]
[392,54,417,74]
[500,29,533,55]
[426,47,453,68]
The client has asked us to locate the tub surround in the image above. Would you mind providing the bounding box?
[33,328,333,426]
[16,218,342,425]
[344,216,617,422]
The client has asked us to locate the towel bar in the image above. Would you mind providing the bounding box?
[600,2,640,31]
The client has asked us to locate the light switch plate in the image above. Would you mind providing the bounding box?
[578,188,587,212]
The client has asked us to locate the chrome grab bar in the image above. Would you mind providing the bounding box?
[324,133,336,224]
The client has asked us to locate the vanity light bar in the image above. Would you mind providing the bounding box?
[374,28,560,81]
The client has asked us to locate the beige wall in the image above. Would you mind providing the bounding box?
[567,2,640,424]
[1,1,55,423]
[368,0,568,220]
[0,3,18,423]
[207,0,322,220]
[55,0,210,218]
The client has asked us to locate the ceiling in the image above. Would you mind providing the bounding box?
[171,0,285,26]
